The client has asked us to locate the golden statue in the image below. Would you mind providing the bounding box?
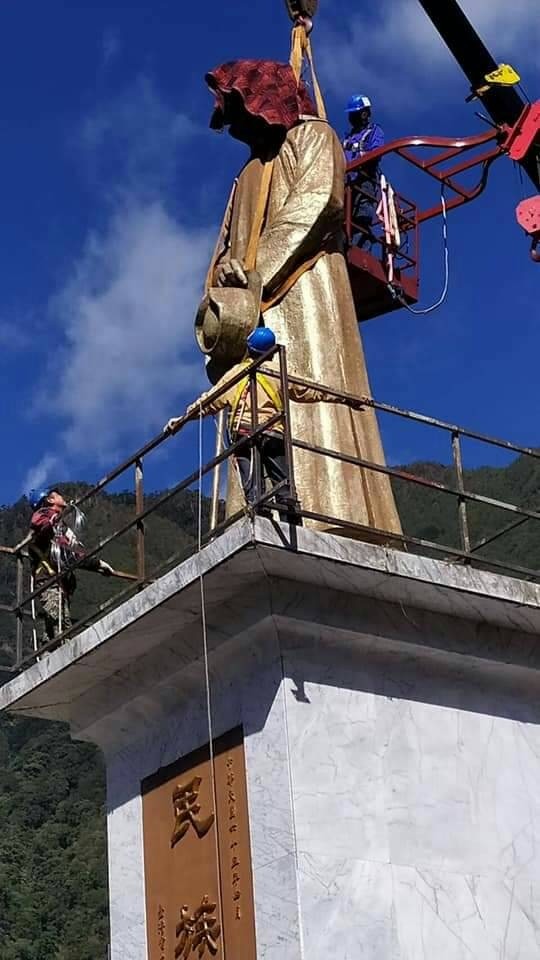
[195,56,401,538]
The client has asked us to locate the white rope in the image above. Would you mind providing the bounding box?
[377,175,401,286]
[30,573,38,652]
[388,186,449,316]
[57,553,63,635]
[197,403,225,927]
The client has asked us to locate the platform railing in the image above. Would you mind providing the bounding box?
[1,344,540,675]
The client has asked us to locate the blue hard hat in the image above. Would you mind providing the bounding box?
[346,94,372,113]
[27,488,49,509]
[247,327,276,356]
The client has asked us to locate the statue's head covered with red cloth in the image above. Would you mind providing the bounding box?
[206,59,316,142]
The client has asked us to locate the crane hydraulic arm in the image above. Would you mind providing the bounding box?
[417,0,540,191]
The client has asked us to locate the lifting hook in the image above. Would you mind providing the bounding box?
[284,0,318,24]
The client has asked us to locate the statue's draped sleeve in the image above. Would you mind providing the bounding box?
[256,121,343,299]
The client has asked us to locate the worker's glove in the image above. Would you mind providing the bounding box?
[215,259,249,289]
[164,416,183,435]
[98,560,114,577]
[164,403,202,436]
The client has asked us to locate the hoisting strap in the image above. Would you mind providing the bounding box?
[290,24,327,121]
[216,22,328,302]
[246,21,327,302]
[261,250,325,312]
[244,160,276,272]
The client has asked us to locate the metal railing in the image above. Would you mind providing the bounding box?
[1,344,539,675]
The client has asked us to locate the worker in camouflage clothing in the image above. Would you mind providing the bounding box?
[28,488,114,644]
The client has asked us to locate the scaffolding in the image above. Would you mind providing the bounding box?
[1,344,539,675]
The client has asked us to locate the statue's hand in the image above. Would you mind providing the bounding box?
[216,259,249,289]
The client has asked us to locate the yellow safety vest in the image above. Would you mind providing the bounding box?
[229,362,283,436]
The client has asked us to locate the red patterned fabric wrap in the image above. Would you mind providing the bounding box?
[206,59,316,131]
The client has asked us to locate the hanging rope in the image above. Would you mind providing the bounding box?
[197,404,225,929]
[388,187,450,316]
[244,19,327,281]
[377,175,401,286]
[30,573,38,652]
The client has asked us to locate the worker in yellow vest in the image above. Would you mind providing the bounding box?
[165,328,365,511]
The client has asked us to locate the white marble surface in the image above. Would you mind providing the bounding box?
[281,632,540,958]
[242,629,302,960]
[298,855,540,958]
[87,623,540,960]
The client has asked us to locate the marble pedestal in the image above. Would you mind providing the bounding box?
[3,517,540,959]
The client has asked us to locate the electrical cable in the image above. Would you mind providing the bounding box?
[388,186,449,316]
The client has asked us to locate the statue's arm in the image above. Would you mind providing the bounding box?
[256,122,343,299]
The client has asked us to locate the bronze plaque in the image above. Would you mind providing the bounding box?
[142,727,257,960]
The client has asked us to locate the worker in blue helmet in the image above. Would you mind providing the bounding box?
[165,329,364,514]
[343,95,385,248]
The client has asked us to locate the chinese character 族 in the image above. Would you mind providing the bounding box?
[193,898,221,958]
[171,776,215,848]
[175,897,221,959]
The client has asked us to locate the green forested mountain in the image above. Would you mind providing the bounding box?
[0,456,539,959]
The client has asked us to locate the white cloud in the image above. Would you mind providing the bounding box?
[25,76,213,489]
[460,0,540,55]
[23,455,60,496]
[319,0,539,110]
[47,201,212,461]
[79,74,199,197]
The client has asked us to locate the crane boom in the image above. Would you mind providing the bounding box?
[417,0,539,189]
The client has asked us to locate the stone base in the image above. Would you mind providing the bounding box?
[3,517,540,958]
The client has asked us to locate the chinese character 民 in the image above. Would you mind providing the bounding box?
[175,896,221,959]
[171,777,215,848]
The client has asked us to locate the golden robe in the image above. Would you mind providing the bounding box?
[210,117,401,537]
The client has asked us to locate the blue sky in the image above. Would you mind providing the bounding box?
[0,0,538,506]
